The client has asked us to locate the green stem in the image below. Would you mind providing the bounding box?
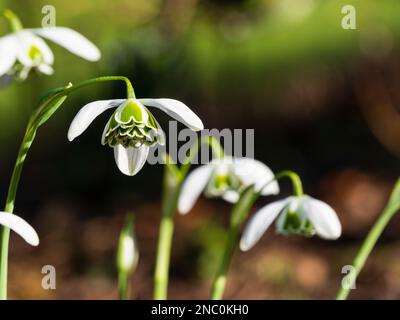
[153,137,225,300]
[336,203,398,300]
[0,127,35,299]
[0,76,134,300]
[209,170,304,300]
[180,136,225,177]
[210,186,259,300]
[274,170,303,196]
[118,272,129,300]
[3,9,23,32]
[153,168,182,300]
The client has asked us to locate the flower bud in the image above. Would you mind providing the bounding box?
[117,213,139,275]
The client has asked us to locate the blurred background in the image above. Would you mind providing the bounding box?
[1,0,400,299]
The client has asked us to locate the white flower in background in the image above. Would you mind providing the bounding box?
[0,10,100,80]
[117,214,139,275]
[0,211,39,246]
[178,157,280,214]
[240,195,342,251]
[68,98,203,176]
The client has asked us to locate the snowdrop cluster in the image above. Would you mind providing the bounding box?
[178,157,342,249]
[0,7,347,301]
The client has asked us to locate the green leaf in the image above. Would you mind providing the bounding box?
[31,94,68,129]
[230,185,259,227]
[37,86,67,107]
[386,177,400,212]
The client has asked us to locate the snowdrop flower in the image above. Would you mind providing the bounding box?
[0,10,100,80]
[68,98,203,176]
[0,211,39,246]
[240,195,342,251]
[178,157,280,214]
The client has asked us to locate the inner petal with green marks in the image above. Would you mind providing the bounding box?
[205,167,244,197]
[116,100,148,124]
[277,207,315,237]
[28,45,44,63]
[103,100,164,149]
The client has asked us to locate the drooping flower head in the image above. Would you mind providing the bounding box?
[0,9,100,80]
[68,97,203,176]
[240,194,342,251]
[178,157,280,214]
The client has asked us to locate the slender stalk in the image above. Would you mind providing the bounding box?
[0,76,134,300]
[116,213,138,300]
[0,127,35,299]
[3,9,23,32]
[273,170,303,197]
[153,138,225,299]
[210,169,303,300]
[210,229,237,300]
[118,272,129,300]
[210,186,259,300]
[336,180,400,300]
[153,167,182,299]
[180,136,224,177]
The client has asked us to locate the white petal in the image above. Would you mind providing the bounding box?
[222,190,240,203]
[240,198,289,251]
[0,35,17,76]
[138,98,204,131]
[233,158,279,196]
[16,31,54,67]
[0,211,39,246]
[178,164,213,214]
[114,145,149,176]
[31,27,101,61]
[68,99,124,141]
[303,197,342,239]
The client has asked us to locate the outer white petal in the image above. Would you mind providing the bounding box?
[0,35,17,76]
[68,99,124,141]
[114,145,149,176]
[31,27,101,61]
[303,197,342,239]
[240,198,289,251]
[16,31,54,67]
[178,164,213,215]
[0,211,39,246]
[233,158,279,196]
[138,98,204,131]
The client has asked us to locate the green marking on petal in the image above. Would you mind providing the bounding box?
[146,109,158,129]
[29,45,43,62]
[279,210,315,237]
[103,101,164,149]
[205,167,245,198]
[109,112,120,131]
[119,100,144,123]
[283,211,302,232]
